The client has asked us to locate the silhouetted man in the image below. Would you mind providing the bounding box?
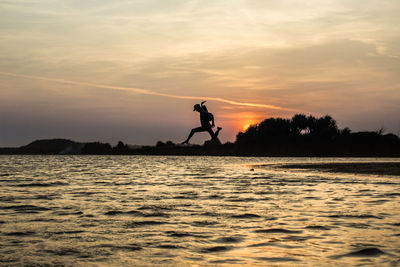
[182,101,222,144]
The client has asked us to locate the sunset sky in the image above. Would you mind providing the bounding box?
[1,0,399,146]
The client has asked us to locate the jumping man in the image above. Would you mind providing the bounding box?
[182,101,222,144]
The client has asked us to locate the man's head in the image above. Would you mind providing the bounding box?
[193,104,201,112]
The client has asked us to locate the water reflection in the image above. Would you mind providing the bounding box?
[0,156,399,266]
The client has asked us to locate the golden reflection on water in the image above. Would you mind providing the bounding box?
[0,156,399,266]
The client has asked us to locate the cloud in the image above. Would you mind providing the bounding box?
[0,71,291,111]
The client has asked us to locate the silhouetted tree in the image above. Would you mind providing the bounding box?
[376,127,385,135]
[309,115,338,141]
[156,141,165,147]
[165,141,175,147]
[116,141,125,149]
[113,141,129,154]
[81,142,112,154]
[340,127,351,136]
[291,114,309,135]
[156,141,175,148]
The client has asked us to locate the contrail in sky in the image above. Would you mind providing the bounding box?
[0,71,292,111]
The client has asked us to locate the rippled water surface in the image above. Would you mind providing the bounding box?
[1,155,400,266]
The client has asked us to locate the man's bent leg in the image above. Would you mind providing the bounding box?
[182,127,206,144]
[214,127,222,138]
[206,128,217,139]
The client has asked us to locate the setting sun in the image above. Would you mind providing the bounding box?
[234,112,263,133]
[241,116,261,132]
[242,122,255,132]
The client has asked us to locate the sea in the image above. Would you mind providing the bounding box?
[1,155,399,266]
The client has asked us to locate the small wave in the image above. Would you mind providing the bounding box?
[254,257,300,262]
[137,205,172,211]
[333,247,385,258]
[200,246,234,253]
[82,214,95,218]
[29,218,57,222]
[230,213,261,219]
[173,195,198,200]
[367,199,389,204]
[1,205,50,212]
[282,235,312,241]
[15,181,68,187]
[165,231,193,237]
[254,191,272,195]
[53,211,83,216]
[358,189,373,192]
[44,247,82,256]
[4,231,36,236]
[254,228,302,234]
[199,212,219,217]
[306,225,331,230]
[378,192,400,197]
[214,236,244,244]
[104,210,143,216]
[105,210,168,217]
[104,210,125,215]
[116,245,143,251]
[248,242,273,247]
[342,222,370,229]
[125,221,167,227]
[303,196,321,200]
[228,197,257,202]
[207,194,224,199]
[52,230,85,235]
[34,195,55,200]
[93,244,142,251]
[327,214,380,219]
[94,181,112,184]
[173,191,199,199]
[332,197,344,201]
[209,259,243,264]
[373,182,397,185]
[192,220,218,226]
[113,182,134,185]
[165,231,208,238]
[156,244,183,249]
[142,212,169,217]
[72,191,98,196]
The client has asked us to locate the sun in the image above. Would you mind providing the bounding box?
[242,120,257,132]
[242,123,251,131]
[228,112,261,132]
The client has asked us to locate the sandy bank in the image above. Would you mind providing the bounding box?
[273,162,400,176]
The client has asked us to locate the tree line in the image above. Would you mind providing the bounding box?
[1,114,399,156]
[235,114,399,156]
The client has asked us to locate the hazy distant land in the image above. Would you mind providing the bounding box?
[1,114,399,157]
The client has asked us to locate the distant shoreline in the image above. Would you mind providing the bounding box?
[2,114,400,157]
[256,162,400,176]
[1,154,400,159]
